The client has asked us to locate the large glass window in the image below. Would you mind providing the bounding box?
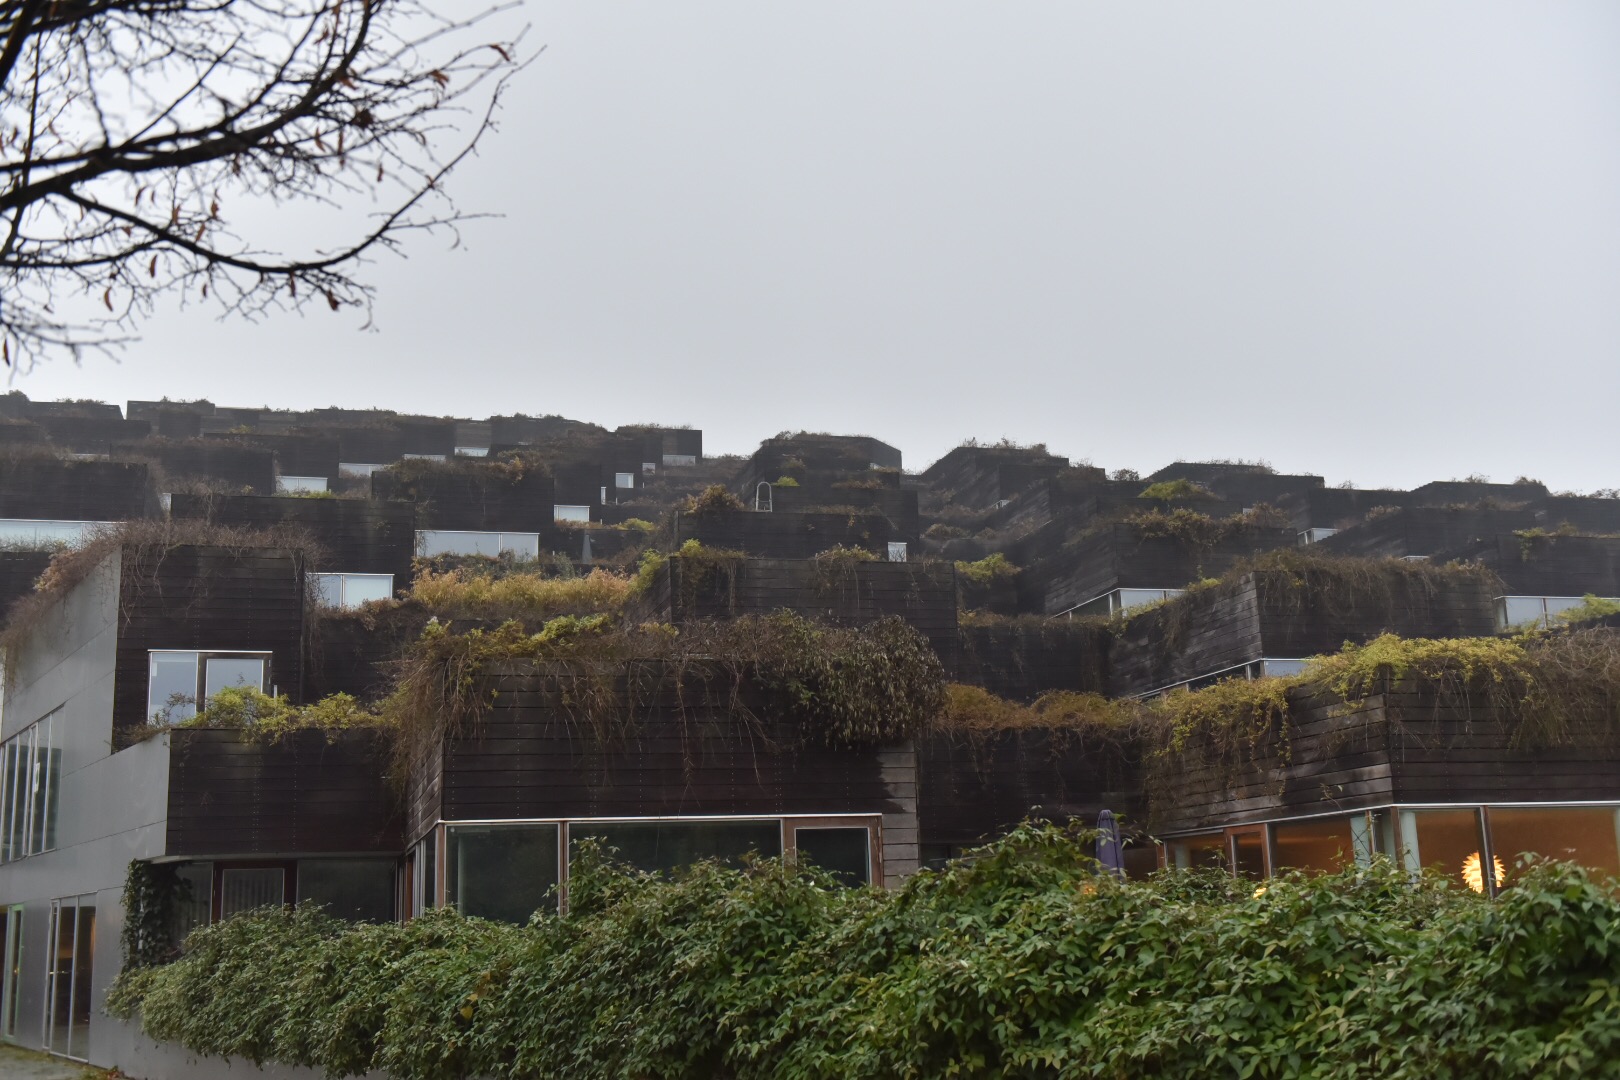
[311,573,395,609]
[0,519,112,549]
[1167,833,1228,870]
[298,860,396,922]
[794,827,870,887]
[1494,596,1617,631]
[1487,806,1620,887]
[203,656,267,700]
[416,530,540,559]
[219,868,286,918]
[0,710,60,863]
[1231,830,1267,880]
[614,472,635,489]
[447,824,559,924]
[1400,809,1493,892]
[46,896,94,1060]
[277,475,328,494]
[553,505,591,524]
[173,863,212,944]
[147,651,271,722]
[569,820,782,876]
[1273,817,1359,875]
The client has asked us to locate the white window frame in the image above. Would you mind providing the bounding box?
[0,708,60,864]
[338,462,385,478]
[415,530,541,559]
[426,813,882,912]
[615,472,636,490]
[1495,595,1620,632]
[44,894,95,1060]
[553,505,591,524]
[147,650,273,723]
[276,475,328,494]
[310,572,395,609]
[887,542,908,563]
[0,519,115,549]
[454,446,490,458]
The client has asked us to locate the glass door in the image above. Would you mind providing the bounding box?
[46,896,95,1060]
[1,905,20,1040]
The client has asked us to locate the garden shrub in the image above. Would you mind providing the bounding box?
[110,822,1620,1079]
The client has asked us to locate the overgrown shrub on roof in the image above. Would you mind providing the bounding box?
[410,567,634,622]
[0,517,324,675]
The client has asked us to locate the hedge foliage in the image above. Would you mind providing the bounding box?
[110,823,1620,1079]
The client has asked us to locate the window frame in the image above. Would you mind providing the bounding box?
[310,572,395,609]
[147,650,273,723]
[415,530,541,559]
[0,708,61,864]
[275,475,329,494]
[422,813,883,916]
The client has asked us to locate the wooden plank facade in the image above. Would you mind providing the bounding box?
[1151,687,1620,836]
[112,545,307,736]
[165,728,401,855]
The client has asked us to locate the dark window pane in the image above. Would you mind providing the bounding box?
[1401,809,1490,892]
[1122,844,1160,880]
[1488,806,1620,887]
[420,835,438,911]
[220,868,285,917]
[70,904,94,1059]
[570,820,781,876]
[298,860,396,922]
[446,825,558,925]
[795,827,870,887]
[173,863,212,943]
[49,905,73,1055]
[1273,817,1358,874]
[1169,833,1228,870]
[1232,832,1266,880]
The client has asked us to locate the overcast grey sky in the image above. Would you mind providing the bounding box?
[15,3,1620,489]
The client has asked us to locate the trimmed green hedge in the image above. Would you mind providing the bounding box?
[110,824,1620,1079]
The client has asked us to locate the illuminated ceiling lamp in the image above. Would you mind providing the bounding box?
[1461,851,1505,894]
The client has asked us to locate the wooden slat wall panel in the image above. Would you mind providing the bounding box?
[1109,573,1499,697]
[166,728,401,855]
[370,463,556,532]
[113,545,306,736]
[673,509,899,559]
[0,458,151,520]
[419,667,913,833]
[656,558,960,666]
[169,493,416,580]
[1153,688,1620,834]
[918,729,1146,850]
[1025,524,1298,616]
[956,620,1110,699]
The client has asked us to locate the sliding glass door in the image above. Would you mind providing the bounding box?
[46,896,94,1060]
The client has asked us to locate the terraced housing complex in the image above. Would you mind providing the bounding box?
[1,391,1618,1076]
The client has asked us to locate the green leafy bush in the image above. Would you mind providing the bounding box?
[111,822,1620,1079]
[954,552,1018,585]
[1137,478,1214,500]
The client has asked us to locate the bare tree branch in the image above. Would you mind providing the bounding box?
[0,0,529,370]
